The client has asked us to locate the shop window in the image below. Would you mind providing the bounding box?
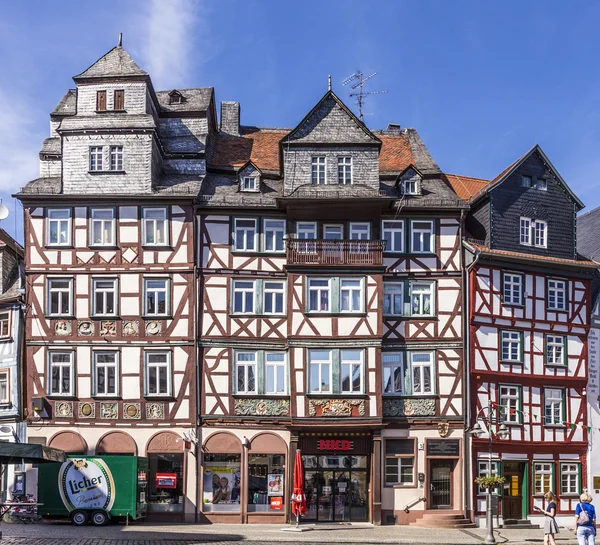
[147,453,184,513]
[202,453,241,512]
[533,462,554,495]
[560,462,580,495]
[384,439,415,486]
[247,453,285,512]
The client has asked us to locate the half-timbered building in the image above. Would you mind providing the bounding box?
[198,91,469,525]
[15,43,204,521]
[447,146,597,527]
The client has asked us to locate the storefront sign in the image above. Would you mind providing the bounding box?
[317,439,354,451]
[427,440,460,457]
[270,496,283,510]
[299,433,371,454]
[156,473,177,489]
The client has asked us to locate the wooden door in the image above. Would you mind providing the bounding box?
[502,466,523,519]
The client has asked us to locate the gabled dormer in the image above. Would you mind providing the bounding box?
[168,90,185,105]
[238,161,261,193]
[396,164,423,196]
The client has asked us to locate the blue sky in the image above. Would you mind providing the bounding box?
[1,1,600,243]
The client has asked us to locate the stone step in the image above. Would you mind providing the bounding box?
[411,516,476,528]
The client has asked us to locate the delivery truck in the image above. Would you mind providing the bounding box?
[37,455,147,525]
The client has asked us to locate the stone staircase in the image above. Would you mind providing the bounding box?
[502,519,540,529]
[409,510,476,528]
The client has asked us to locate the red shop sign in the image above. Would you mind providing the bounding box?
[156,473,177,489]
[317,439,354,451]
[270,496,283,510]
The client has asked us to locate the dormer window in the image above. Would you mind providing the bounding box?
[398,166,421,195]
[114,90,125,111]
[242,177,257,191]
[338,157,352,184]
[96,90,107,112]
[403,179,418,195]
[311,156,326,184]
[168,90,184,105]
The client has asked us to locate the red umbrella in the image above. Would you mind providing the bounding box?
[291,449,306,526]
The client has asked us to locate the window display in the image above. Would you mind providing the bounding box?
[148,453,184,513]
[247,453,285,512]
[203,453,241,512]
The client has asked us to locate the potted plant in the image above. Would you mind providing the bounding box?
[475,475,506,490]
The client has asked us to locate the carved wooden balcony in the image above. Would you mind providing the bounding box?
[286,239,386,267]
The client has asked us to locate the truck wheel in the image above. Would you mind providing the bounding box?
[71,510,88,526]
[91,510,108,526]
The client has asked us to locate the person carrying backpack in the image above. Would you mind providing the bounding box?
[574,492,596,545]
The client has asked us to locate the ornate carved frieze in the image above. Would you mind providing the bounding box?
[55,400,73,418]
[100,402,118,419]
[145,321,161,336]
[382,398,436,417]
[308,399,365,417]
[123,402,141,419]
[122,321,139,337]
[100,321,116,337]
[78,402,95,419]
[234,398,290,417]
[78,321,93,336]
[146,402,164,419]
[55,320,72,336]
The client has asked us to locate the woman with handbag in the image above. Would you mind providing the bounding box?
[574,492,596,545]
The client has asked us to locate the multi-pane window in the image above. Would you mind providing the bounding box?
[546,335,566,366]
[349,223,370,240]
[145,351,171,396]
[233,218,257,251]
[0,312,10,338]
[520,217,531,245]
[48,352,74,396]
[323,225,343,240]
[533,462,553,495]
[311,156,326,184]
[296,222,317,240]
[263,281,285,314]
[521,175,532,188]
[308,350,332,393]
[114,89,125,110]
[547,279,567,311]
[383,283,404,316]
[403,178,418,195]
[382,351,434,395]
[47,209,71,246]
[411,282,434,316]
[144,278,169,316]
[241,177,256,191]
[89,146,103,171]
[263,219,285,252]
[544,388,564,426]
[520,217,547,248]
[90,208,115,246]
[382,220,404,253]
[0,370,9,403]
[109,146,123,171]
[477,461,500,494]
[499,384,521,424]
[143,208,168,246]
[308,278,331,312]
[48,278,73,316]
[340,350,363,394]
[385,440,415,486]
[232,280,255,314]
[265,353,286,395]
[503,273,523,305]
[96,90,107,111]
[338,156,352,184]
[93,351,118,396]
[560,463,580,495]
[235,352,257,394]
[410,220,434,253]
[500,330,522,362]
[92,278,117,316]
[340,279,363,312]
[534,220,547,247]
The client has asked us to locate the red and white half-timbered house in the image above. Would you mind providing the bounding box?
[198,91,469,525]
[15,44,208,521]
[448,146,597,527]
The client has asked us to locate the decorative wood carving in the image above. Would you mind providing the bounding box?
[308,399,365,417]
[55,400,73,418]
[78,321,93,336]
[100,321,116,336]
[122,321,139,336]
[234,398,289,416]
[78,402,95,418]
[55,320,71,336]
[382,398,436,417]
[123,402,141,419]
[100,402,118,419]
[146,402,164,419]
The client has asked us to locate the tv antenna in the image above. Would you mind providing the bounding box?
[342,70,387,121]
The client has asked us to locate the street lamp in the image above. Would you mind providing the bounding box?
[469,400,509,545]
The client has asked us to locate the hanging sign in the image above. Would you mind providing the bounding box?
[156,473,177,489]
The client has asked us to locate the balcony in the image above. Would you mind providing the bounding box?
[286,239,386,267]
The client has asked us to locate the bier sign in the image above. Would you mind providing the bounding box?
[427,440,460,457]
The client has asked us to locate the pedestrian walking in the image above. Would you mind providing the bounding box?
[574,492,596,545]
[535,491,559,545]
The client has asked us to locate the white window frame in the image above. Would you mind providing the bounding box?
[340,278,363,313]
[323,224,343,240]
[337,156,352,185]
[520,217,531,245]
[503,273,523,305]
[91,278,118,317]
[499,384,521,424]
[263,219,286,253]
[500,330,522,362]
[410,352,434,395]
[296,222,317,240]
[145,351,172,397]
[234,351,258,395]
[410,281,434,317]
[340,349,364,394]
[383,282,404,316]
[0,369,9,404]
[109,145,123,171]
[385,455,415,486]
[533,462,554,495]
[308,349,332,394]
[233,217,258,252]
[382,352,404,395]
[93,351,119,397]
[311,156,326,185]
[410,220,434,254]
[263,280,285,315]
[534,220,547,247]
[547,279,567,311]
[546,335,566,366]
[47,278,73,317]
[403,178,418,195]
[560,463,580,495]
[0,311,11,339]
[142,207,168,246]
[241,176,257,191]
[90,208,116,247]
[265,352,287,395]
[382,220,404,253]
[232,280,256,314]
[348,222,370,241]
[477,460,500,494]
[47,209,72,246]
[544,388,564,426]
[89,146,103,171]
[536,178,548,191]
[143,278,170,317]
[48,351,74,396]
[307,278,331,313]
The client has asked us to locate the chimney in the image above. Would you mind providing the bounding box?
[386,123,401,134]
[220,101,240,136]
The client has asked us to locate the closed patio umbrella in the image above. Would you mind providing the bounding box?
[291,449,306,527]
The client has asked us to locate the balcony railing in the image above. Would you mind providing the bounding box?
[286,239,386,266]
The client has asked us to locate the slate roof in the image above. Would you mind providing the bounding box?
[73,46,147,81]
[58,115,156,132]
[445,173,490,201]
[40,138,61,156]
[17,177,62,195]
[156,88,213,113]
[51,89,77,117]
[0,276,22,303]
[198,174,280,207]
[577,205,600,261]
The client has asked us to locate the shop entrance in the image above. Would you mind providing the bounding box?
[429,461,453,509]
[303,455,369,522]
[503,462,525,520]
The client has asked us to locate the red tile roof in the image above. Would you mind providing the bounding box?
[445,173,491,201]
[378,135,415,173]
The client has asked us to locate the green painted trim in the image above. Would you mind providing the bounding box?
[257,352,265,395]
[332,349,341,394]
[522,463,528,517]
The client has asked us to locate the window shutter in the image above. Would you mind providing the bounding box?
[96,90,107,111]
[114,90,124,110]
